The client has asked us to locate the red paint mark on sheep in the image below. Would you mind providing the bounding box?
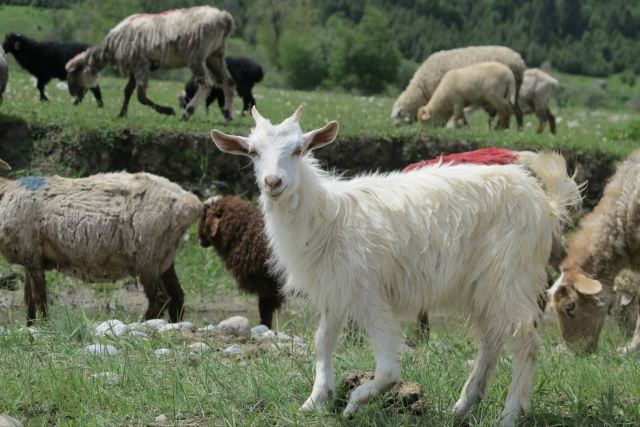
[403,148,518,172]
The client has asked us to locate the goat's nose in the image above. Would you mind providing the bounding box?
[264,175,282,189]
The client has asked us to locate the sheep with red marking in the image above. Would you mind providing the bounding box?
[209,106,580,426]
[65,6,235,121]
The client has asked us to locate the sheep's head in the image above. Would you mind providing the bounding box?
[417,105,446,128]
[2,32,23,54]
[65,51,98,98]
[198,196,224,247]
[391,104,414,126]
[548,265,612,353]
[0,159,10,170]
[210,106,339,209]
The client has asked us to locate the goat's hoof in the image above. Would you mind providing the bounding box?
[342,402,359,417]
[299,399,320,412]
[180,115,190,122]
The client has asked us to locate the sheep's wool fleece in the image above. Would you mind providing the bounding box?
[0,172,202,281]
[97,6,234,71]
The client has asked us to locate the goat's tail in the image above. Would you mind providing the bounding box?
[518,151,583,233]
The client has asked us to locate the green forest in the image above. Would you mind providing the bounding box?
[1,0,640,94]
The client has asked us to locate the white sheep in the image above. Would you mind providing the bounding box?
[210,106,580,426]
[466,68,560,133]
[416,61,516,130]
[0,163,202,325]
[65,6,235,121]
[391,45,526,127]
[549,149,640,354]
[0,44,8,106]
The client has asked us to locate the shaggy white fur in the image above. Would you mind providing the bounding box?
[210,106,580,426]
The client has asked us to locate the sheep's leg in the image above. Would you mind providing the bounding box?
[513,96,524,130]
[207,54,235,122]
[453,329,503,420]
[534,108,546,134]
[618,301,640,354]
[134,71,175,116]
[37,79,49,101]
[546,108,557,134]
[452,104,465,129]
[500,327,541,427]
[24,267,46,325]
[301,310,346,412]
[417,310,430,341]
[90,85,104,108]
[160,264,184,323]
[258,293,284,329]
[140,273,169,320]
[118,75,136,118]
[344,309,402,416]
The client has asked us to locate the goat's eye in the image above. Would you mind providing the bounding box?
[565,300,576,316]
[292,147,304,156]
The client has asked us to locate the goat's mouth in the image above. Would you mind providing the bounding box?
[265,185,286,199]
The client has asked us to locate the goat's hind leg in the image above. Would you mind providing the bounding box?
[618,300,640,354]
[343,308,403,416]
[453,326,504,420]
[134,70,174,116]
[24,266,47,326]
[301,310,346,412]
[160,263,184,323]
[207,54,235,122]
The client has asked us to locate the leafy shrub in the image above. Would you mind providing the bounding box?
[279,31,327,90]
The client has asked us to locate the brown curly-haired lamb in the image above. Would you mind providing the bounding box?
[198,195,284,329]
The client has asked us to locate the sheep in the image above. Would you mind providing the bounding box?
[416,62,516,130]
[0,161,202,326]
[549,149,640,354]
[209,106,580,426]
[65,6,236,121]
[465,68,560,134]
[2,33,103,107]
[198,195,284,329]
[0,44,7,106]
[392,45,526,128]
[179,55,264,117]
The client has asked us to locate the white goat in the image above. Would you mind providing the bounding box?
[65,6,235,121]
[210,106,580,426]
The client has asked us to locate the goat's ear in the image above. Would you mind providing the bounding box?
[573,274,603,295]
[0,159,10,170]
[207,217,220,239]
[210,130,251,156]
[302,121,339,153]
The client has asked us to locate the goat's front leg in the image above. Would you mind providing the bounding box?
[301,310,346,412]
[37,78,49,101]
[118,75,136,118]
[25,266,46,326]
[90,85,104,108]
[344,308,403,416]
[619,300,640,355]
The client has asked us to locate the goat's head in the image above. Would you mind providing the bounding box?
[548,264,612,353]
[2,32,23,54]
[65,51,98,98]
[210,106,339,207]
[0,159,10,170]
[198,196,223,247]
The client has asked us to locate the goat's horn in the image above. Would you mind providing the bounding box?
[0,159,11,170]
[251,105,267,124]
[290,105,304,122]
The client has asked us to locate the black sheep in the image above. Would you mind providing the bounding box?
[2,32,103,107]
[179,55,263,117]
[198,196,283,329]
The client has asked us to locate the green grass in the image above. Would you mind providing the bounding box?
[0,228,639,426]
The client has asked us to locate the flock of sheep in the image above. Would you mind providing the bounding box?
[0,5,639,426]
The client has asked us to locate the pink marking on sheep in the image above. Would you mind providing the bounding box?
[403,148,518,172]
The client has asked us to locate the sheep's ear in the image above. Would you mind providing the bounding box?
[573,274,603,295]
[0,159,10,170]
[65,52,86,73]
[210,130,251,156]
[302,121,339,153]
[208,217,220,238]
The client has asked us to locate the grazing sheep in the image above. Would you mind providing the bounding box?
[0,161,202,325]
[392,46,526,127]
[65,6,235,121]
[466,68,560,134]
[210,106,580,426]
[2,33,103,107]
[549,150,640,354]
[179,55,264,117]
[0,45,7,106]
[198,195,284,329]
[416,62,516,130]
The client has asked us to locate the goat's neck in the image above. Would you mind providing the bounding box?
[565,227,625,288]
[87,44,111,72]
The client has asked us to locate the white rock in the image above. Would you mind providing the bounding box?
[85,344,117,356]
[125,322,145,332]
[159,322,192,333]
[177,321,193,330]
[188,342,210,353]
[223,344,244,355]
[144,319,168,331]
[95,320,126,337]
[0,413,23,427]
[250,324,271,339]
[90,372,121,384]
[128,331,150,340]
[276,332,292,342]
[154,348,172,358]
[217,316,250,338]
[567,120,580,129]
[55,81,68,91]
[155,414,168,423]
[198,324,217,334]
